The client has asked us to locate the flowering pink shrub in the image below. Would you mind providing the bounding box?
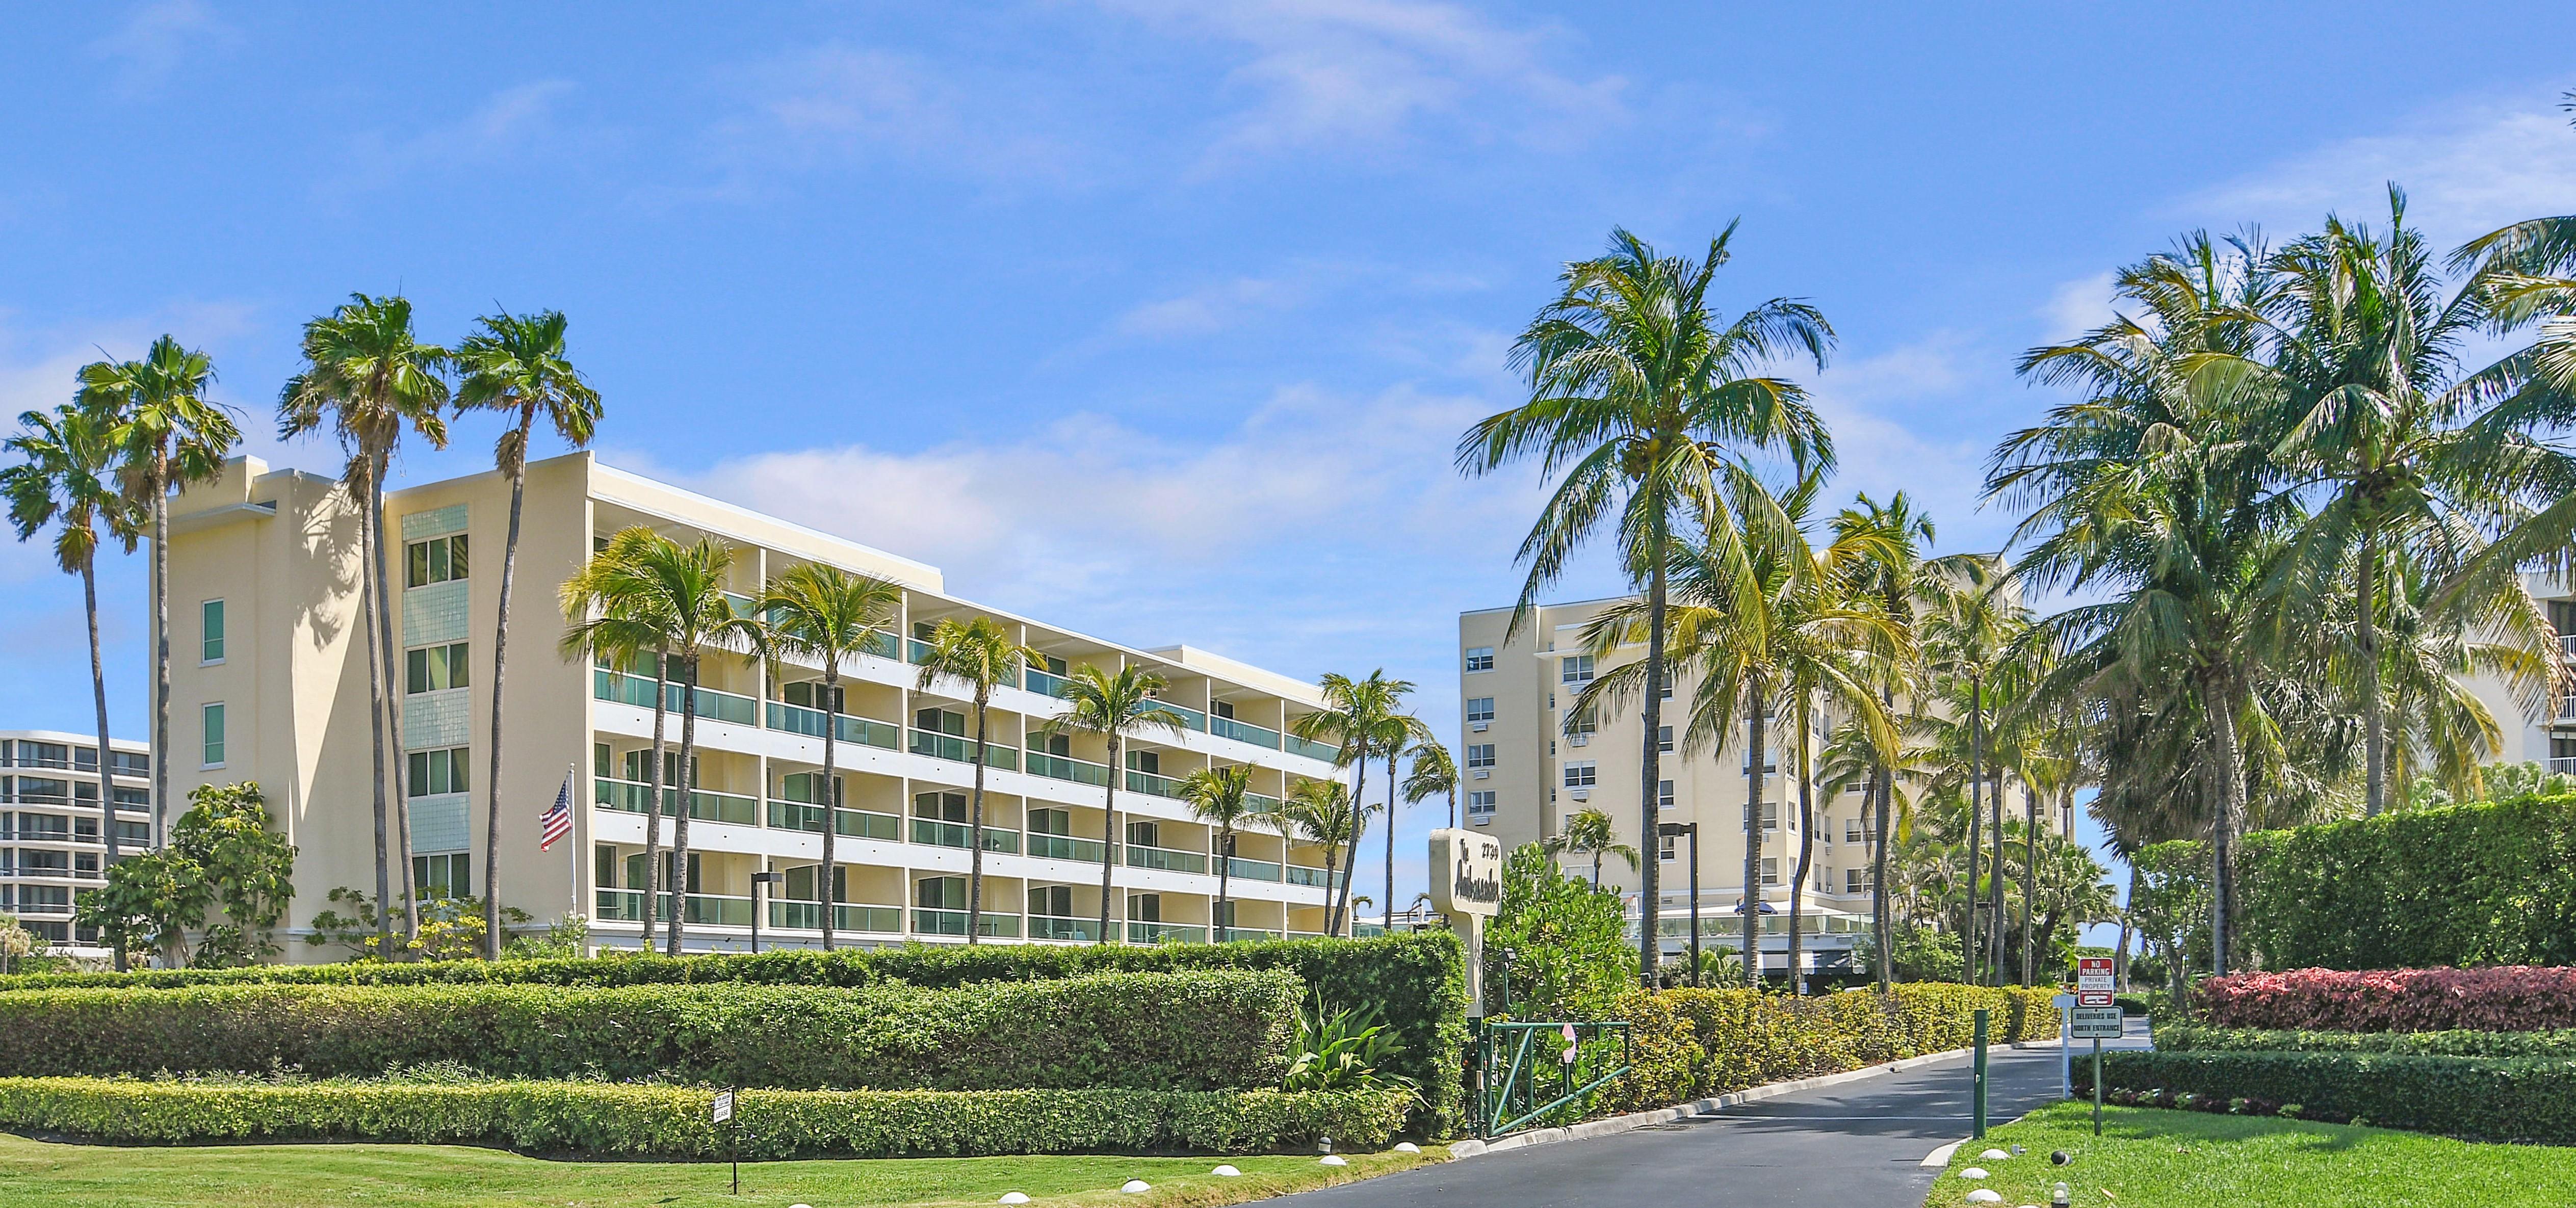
[2198,966,2576,1032]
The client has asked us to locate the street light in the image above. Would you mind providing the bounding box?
[1657,822,1700,986]
[749,870,784,953]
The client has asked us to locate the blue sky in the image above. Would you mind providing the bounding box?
[8,2,2576,921]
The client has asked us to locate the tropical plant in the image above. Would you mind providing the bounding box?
[77,782,294,967]
[1283,997,1416,1095]
[452,307,601,954]
[1363,702,1435,933]
[2,403,138,966]
[1460,225,1837,979]
[1180,765,1260,939]
[757,563,903,949]
[1834,491,1937,988]
[1487,842,1634,1019]
[1043,662,1181,943]
[1543,805,1638,888]
[278,295,450,951]
[1292,671,1406,934]
[558,528,678,949]
[0,915,44,976]
[1282,777,1358,930]
[307,889,537,962]
[1402,739,1459,829]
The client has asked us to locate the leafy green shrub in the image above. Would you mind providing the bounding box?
[1602,983,2060,1112]
[0,1078,1408,1157]
[2153,1022,2576,1059]
[1285,1000,1413,1095]
[0,969,1297,1091]
[1485,842,1634,1020]
[2080,1049,2576,1143]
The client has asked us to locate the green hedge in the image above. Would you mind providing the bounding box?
[0,970,1296,1091]
[2153,1022,2576,1060]
[2079,1049,2576,1143]
[1606,983,2061,1113]
[0,1078,1408,1158]
[0,934,1468,1134]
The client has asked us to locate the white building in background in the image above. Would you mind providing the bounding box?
[0,730,150,955]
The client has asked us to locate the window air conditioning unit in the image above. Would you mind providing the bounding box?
[1569,787,1590,801]
[1470,721,1488,732]
[1472,769,1490,779]
[1568,733,1589,747]
[1472,814,1492,826]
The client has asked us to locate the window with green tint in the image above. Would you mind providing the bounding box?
[917,875,965,909]
[200,599,225,663]
[1029,807,1070,835]
[596,844,617,888]
[404,534,469,588]
[782,771,842,804]
[1028,884,1072,916]
[406,747,470,797]
[914,791,966,822]
[413,852,471,899]
[200,703,225,767]
[406,642,470,693]
[914,707,966,737]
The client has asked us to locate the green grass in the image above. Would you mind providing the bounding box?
[1930,1102,2576,1207]
[0,1133,1441,1208]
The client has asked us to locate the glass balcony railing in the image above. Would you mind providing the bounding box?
[765,702,901,750]
[914,908,1019,937]
[1209,716,1281,750]
[908,731,1020,771]
[1023,666,1073,698]
[1246,792,1283,815]
[1284,733,1341,762]
[768,900,903,933]
[1224,855,1284,882]
[1027,915,1100,941]
[1155,701,1208,732]
[910,818,1019,852]
[1127,921,1206,944]
[594,777,759,826]
[862,630,901,661]
[1125,844,1207,875]
[1124,769,1182,798]
[1216,927,1281,942]
[1351,922,1388,938]
[764,800,902,841]
[907,638,933,666]
[1027,832,1107,862]
[592,670,759,726]
[1024,749,1110,787]
[1284,863,1339,888]
[593,888,754,926]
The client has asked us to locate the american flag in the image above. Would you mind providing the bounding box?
[539,772,575,851]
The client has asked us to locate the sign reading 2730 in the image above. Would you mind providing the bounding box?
[1429,829,1502,917]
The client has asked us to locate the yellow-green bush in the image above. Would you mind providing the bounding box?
[1602,983,2059,1113]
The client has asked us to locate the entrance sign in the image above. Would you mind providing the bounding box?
[1430,829,1504,1018]
[2069,1007,2124,1039]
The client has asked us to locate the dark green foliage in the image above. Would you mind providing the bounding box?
[1604,983,2063,1113]
[1485,842,1634,1019]
[2154,1023,2576,1060]
[0,970,1296,1091]
[2081,1049,2576,1143]
[0,1078,1409,1158]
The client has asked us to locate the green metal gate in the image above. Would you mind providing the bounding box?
[1474,1020,1631,1138]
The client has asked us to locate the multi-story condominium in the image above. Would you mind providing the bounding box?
[1459,597,2067,981]
[0,730,150,953]
[164,453,1349,959]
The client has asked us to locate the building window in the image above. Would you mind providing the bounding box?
[111,751,149,777]
[1464,646,1494,673]
[413,852,471,899]
[1658,725,1674,753]
[917,875,967,910]
[1761,857,1779,886]
[201,599,225,664]
[1743,800,1777,829]
[1029,807,1070,835]
[1028,884,1073,917]
[1562,761,1595,789]
[1465,697,1494,724]
[1466,791,1497,818]
[1560,655,1594,685]
[406,747,470,797]
[1658,779,1674,811]
[1660,832,1677,861]
[1845,868,1871,893]
[915,792,968,823]
[406,642,471,693]
[1465,744,1496,770]
[201,703,226,768]
[405,534,469,588]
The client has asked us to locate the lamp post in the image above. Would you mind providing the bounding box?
[1658,822,1700,987]
[749,869,784,953]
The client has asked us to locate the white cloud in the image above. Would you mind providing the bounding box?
[2191,91,2576,247]
[1114,276,1305,339]
[90,0,239,100]
[2038,271,2117,342]
[712,43,1085,188]
[325,81,584,198]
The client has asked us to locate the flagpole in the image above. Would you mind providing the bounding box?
[565,762,580,921]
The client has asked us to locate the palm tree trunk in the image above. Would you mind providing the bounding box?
[1095,734,1121,943]
[1638,524,1669,982]
[83,557,124,971]
[1741,673,1765,989]
[1383,750,1397,932]
[1342,802,1368,936]
[1988,766,2006,986]
[1592,850,1603,887]
[1447,784,1457,830]
[640,646,669,950]
[2204,673,2243,977]
[819,667,841,951]
[1215,823,1233,939]
[1336,756,1369,934]
[2116,863,2139,992]
[371,459,419,948]
[150,460,170,852]
[2020,782,2038,986]
[1787,700,1812,996]
[482,414,533,957]
[667,665,699,956]
[2360,528,2384,817]
[1964,671,1983,984]
[354,469,393,957]
[967,695,988,946]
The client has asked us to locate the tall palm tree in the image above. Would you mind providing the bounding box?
[559,528,681,950]
[1292,671,1403,934]
[1459,223,1836,979]
[562,530,764,955]
[1835,491,1936,988]
[279,297,449,951]
[1367,705,1436,933]
[1180,764,1258,939]
[916,619,1044,944]
[1544,805,1638,887]
[80,336,236,853]
[1283,777,1358,930]
[757,563,903,950]
[1047,663,1184,943]
[452,307,601,954]
[3,404,139,967]
[1402,740,1459,829]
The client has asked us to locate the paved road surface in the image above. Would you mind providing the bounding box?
[1266,1020,2150,1208]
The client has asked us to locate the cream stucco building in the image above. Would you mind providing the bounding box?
[164,452,1348,957]
[0,730,150,956]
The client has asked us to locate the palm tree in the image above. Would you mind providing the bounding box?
[758,563,903,950]
[559,528,681,950]
[561,530,764,955]
[916,619,1045,944]
[1459,224,1836,978]
[1544,805,1638,887]
[1048,663,1185,943]
[1292,671,1403,934]
[279,297,449,951]
[1402,740,1459,828]
[1180,764,1258,938]
[3,404,139,967]
[80,336,236,853]
[1836,491,1936,988]
[1367,706,1436,933]
[452,308,601,954]
[1283,777,1358,929]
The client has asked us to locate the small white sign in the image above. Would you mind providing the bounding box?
[2069,1006,2124,1039]
[712,1090,735,1123]
[1428,829,1503,917]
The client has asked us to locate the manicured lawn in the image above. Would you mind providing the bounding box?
[0,1134,1440,1208]
[1929,1102,2576,1207]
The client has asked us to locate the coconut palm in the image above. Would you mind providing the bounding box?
[452,307,601,954]
[1292,670,1404,934]
[1180,764,1259,938]
[1366,705,1436,933]
[757,563,903,950]
[1834,491,1937,988]
[3,404,140,966]
[1544,805,1637,888]
[914,618,1044,945]
[1282,777,1358,929]
[1045,663,1183,944]
[278,297,449,951]
[1402,740,1459,829]
[1459,224,1836,978]
[559,528,680,949]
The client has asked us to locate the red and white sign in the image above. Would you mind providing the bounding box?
[2076,957,2114,1006]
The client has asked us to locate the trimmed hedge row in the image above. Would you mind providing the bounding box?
[2077,1049,2576,1143]
[2197,965,2576,1031]
[2230,795,2576,970]
[2156,1022,2576,1060]
[0,934,1469,1134]
[1607,983,2062,1113]
[0,970,1296,1091]
[0,1079,1409,1158]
